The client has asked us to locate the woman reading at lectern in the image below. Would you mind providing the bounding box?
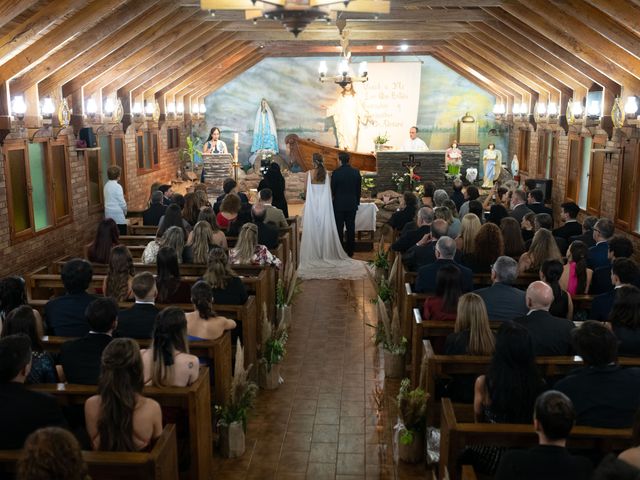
[203,127,228,154]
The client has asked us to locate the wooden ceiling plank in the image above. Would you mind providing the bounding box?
[0,0,41,31]
[341,8,490,21]
[0,0,130,82]
[197,52,266,97]
[11,0,165,95]
[182,50,264,95]
[585,0,640,37]
[403,0,504,6]
[231,30,454,41]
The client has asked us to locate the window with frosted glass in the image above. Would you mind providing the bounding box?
[87,150,102,207]
[7,149,31,234]
[27,142,52,231]
[152,132,158,166]
[99,135,112,188]
[566,137,581,203]
[51,144,70,219]
[586,139,605,216]
[144,132,152,169]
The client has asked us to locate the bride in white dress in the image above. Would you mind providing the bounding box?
[297,156,368,280]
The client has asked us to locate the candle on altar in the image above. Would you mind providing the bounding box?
[234,132,239,147]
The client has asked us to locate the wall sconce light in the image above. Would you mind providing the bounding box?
[41,97,55,126]
[85,97,97,120]
[177,103,185,115]
[166,102,176,115]
[572,100,583,119]
[132,102,143,118]
[624,96,638,119]
[199,103,206,115]
[587,99,602,120]
[492,103,505,120]
[12,95,27,122]
[144,102,154,117]
[547,102,559,118]
[103,97,115,117]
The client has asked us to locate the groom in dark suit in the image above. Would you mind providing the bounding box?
[331,152,361,257]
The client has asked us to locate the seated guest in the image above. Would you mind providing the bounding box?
[1,306,56,383]
[156,203,191,239]
[415,237,473,293]
[444,293,495,355]
[500,217,525,258]
[388,191,419,232]
[103,245,134,302]
[485,204,509,226]
[183,221,217,264]
[142,225,185,264]
[568,215,597,248]
[0,275,43,329]
[213,178,249,214]
[185,281,237,340]
[494,391,593,480]
[155,247,191,304]
[226,202,253,237]
[526,188,552,215]
[142,191,166,226]
[458,185,479,218]
[553,201,582,241]
[475,256,528,322]
[455,213,481,257]
[392,206,433,253]
[524,213,567,254]
[540,260,573,320]
[0,335,67,449]
[423,264,462,322]
[509,189,533,224]
[481,185,509,213]
[607,286,640,356]
[591,258,640,322]
[421,181,436,207]
[158,184,172,207]
[17,427,89,480]
[216,192,241,231]
[514,282,575,356]
[560,241,592,296]
[141,307,199,387]
[116,272,158,339]
[468,199,484,224]
[170,192,184,209]
[591,236,637,294]
[518,228,562,275]
[44,258,96,337]
[555,321,640,428]
[58,297,116,385]
[85,338,162,451]
[229,223,282,268]
[203,246,248,305]
[181,192,201,227]
[87,218,120,264]
[259,188,288,229]
[402,217,447,271]
[463,222,504,273]
[521,211,536,243]
[450,177,465,211]
[595,454,640,478]
[194,186,211,210]
[588,217,615,269]
[435,206,460,238]
[197,207,228,250]
[251,203,279,249]
[258,162,289,218]
[433,188,449,207]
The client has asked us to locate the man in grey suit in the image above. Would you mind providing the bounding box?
[509,189,533,224]
[475,256,528,322]
[259,188,288,229]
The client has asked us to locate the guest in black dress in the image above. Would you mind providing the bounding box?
[608,285,640,356]
[388,191,418,231]
[202,246,248,305]
[156,247,190,304]
[540,260,573,320]
[258,163,288,218]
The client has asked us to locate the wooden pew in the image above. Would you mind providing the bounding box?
[129,224,159,236]
[439,397,632,480]
[0,425,179,480]
[42,333,232,408]
[30,368,212,480]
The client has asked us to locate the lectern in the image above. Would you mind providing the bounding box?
[201,153,234,194]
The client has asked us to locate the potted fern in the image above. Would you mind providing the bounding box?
[179,134,203,178]
[396,378,428,463]
[215,339,258,458]
[276,251,301,326]
[258,304,288,390]
[376,300,407,378]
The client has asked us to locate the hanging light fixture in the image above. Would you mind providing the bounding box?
[319,30,368,89]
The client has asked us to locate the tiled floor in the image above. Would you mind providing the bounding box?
[212,263,430,479]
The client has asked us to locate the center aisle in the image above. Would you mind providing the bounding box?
[212,270,428,479]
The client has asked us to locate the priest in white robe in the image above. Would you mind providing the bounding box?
[401,126,429,151]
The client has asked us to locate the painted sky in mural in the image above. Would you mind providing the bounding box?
[202,55,507,167]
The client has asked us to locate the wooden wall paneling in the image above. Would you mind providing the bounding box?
[12,0,165,96]
[565,132,582,204]
[0,0,41,31]
[615,137,640,231]
[585,0,640,37]
[586,135,607,216]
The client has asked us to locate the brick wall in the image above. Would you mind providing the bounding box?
[0,123,183,278]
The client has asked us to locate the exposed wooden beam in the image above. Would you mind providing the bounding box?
[0,0,41,31]
[585,0,640,37]
[11,0,164,95]
[192,51,266,97]
[403,0,505,6]
[219,21,473,32]
[232,30,455,41]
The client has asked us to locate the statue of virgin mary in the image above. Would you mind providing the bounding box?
[250,98,279,166]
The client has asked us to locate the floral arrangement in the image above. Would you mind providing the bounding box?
[391,171,422,193]
[368,238,389,271]
[361,176,376,195]
[396,378,428,445]
[215,339,258,430]
[276,251,301,308]
[372,300,407,355]
[259,303,288,372]
[374,133,389,145]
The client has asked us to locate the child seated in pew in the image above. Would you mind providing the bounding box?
[85,338,162,451]
[141,307,199,387]
[203,246,248,306]
[102,245,134,302]
[185,281,236,342]
[229,223,282,269]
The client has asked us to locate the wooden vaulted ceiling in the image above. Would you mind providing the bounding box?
[0,0,639,123]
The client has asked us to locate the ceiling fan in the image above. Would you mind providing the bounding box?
[200,0,390,36]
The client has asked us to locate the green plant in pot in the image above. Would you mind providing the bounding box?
[368,238,389,284]
[258,303,288,390]
[179,134,203,178]
[215,339,258,458]
[395,378,428,463]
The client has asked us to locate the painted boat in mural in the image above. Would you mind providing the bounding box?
[285,134,377,172]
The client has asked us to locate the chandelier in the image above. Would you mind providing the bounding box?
[200,0,389,37]
[318,30,368,88]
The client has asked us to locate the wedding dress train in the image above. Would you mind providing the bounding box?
[297,172,368,280]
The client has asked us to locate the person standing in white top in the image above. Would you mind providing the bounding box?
[103,165,127,235]
[203,127,228,154]
[402,126,429,151]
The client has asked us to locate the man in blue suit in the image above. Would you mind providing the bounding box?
[331,152,361,257]
[588,218,614,270]
[414,236,473,293]
[476,256,528,322]
[591,258,640,321]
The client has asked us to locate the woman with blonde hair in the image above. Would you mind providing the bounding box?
[141,307,199,387]
[184,221,216,264]
[456,213,481,258]
[434,206,461,239]
[229,223,282,268]
[518,228,562,274]
[203,246,248,305]
[142,226,186,264]
[445,293,495,356]
[103,245,134,301]
[197,207,227,249]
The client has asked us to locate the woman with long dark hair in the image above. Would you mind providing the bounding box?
[259,162,288,218]
[203,127,227,154]
[0,276,42,330]
[181,192,201,227]
[423,264,462,322]
[608,285,640,356]
[85,338,162,451]
[185,281,237,341]
[87,219,120,264]
[103,245,134,302]
[500,217,525,258]
[540,259,573,319]
[141,307,199,387]
[155,247,190,304]
[388,191,419,231]
[464,223,504,273]
[560,240,592,296]
[156,203,189,239]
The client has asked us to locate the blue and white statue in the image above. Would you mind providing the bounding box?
[249,98,278,166]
